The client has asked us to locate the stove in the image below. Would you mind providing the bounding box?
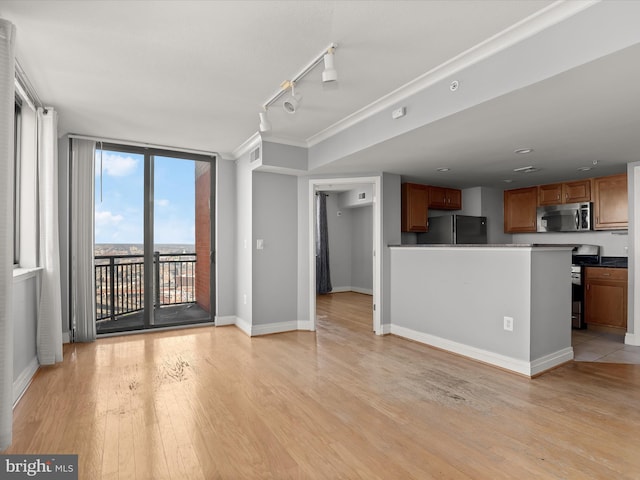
[571,244,600,329]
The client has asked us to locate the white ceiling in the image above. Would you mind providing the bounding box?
[1,1,639,189]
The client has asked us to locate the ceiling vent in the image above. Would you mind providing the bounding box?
[250,146,261,163]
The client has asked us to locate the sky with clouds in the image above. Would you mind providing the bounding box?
[94,150,198,245]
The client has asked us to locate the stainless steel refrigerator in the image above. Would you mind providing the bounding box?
[416,215,488,244]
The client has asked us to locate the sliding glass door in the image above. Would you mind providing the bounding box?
[94,144,215,334]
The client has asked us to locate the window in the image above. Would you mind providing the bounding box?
[13,97,21,266]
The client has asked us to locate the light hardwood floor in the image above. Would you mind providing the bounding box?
[4,292,640,478]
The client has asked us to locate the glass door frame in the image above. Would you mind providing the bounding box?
[99,142,216,330]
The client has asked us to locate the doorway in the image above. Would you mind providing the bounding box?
[308,177,382,334]
[94,144,215,334]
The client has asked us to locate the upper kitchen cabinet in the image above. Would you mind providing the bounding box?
[593,173,628,230]
[504,186,537,233]
[401,183,429,232]
[538,179,591,206]
[428,186,462,210]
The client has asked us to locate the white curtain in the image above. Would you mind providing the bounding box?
[37,108,63,364]
[71,139,96,342]
[0,18,16,451]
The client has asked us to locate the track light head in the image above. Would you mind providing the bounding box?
[258,111,271,133]
[283,84,302,114]
[322,50,337,83]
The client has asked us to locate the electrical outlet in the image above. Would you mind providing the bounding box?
[504,316,514,332]
[243,294,247,305]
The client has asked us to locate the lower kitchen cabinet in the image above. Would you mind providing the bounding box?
[584,267,627,329]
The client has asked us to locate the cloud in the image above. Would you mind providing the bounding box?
[96,152,139,177]
[95,210,124,226]
[156,199,170,207]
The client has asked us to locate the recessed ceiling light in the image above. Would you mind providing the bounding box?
[514,148,534,154]
[513,165,539,173]
[436,167,450,172]
[577,166,592,171]
[503,179,513,183]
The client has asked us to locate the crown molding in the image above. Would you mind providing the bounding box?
[305,0,598,148]
[260,135,308,149]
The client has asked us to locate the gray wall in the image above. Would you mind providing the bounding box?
[325,194,352,290]
[389,246,570,364]
[235,150,253,324]
[58,135,70,338]
[382,173,402,327]
[627,161,639,339]
[513,230,629,256]
[13,274,38,402]
[351,206,373,292]
[252,171,298,325]
[216,158,236,318]
[324,195,374,293]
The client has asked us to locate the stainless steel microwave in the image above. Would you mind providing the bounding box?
[536,202,592,232]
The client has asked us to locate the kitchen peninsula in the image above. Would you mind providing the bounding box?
[389,244,573,377]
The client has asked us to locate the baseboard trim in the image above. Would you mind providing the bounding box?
[389,324,570,377]
[625,332,640,346]
[380,324,391,335]
[530,348,574,376]
[62,331,71,344]
[330,286,373,295]
[234,316,252,336]
[215,315,237,326]
[297,320,314,331]
[252,321,299,336]
[330,286,351,293]
[13,357,39,407]
[351,287,373,296]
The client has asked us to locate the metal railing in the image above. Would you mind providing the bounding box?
[95,252,197,323]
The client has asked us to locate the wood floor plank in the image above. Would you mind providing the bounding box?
[3,292,640,478]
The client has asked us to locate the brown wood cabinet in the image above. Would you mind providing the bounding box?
[585,267,627,329]
[401,183,429,232]
[428,186,462,210]
[538,179,591,206]
[593,173,628,230]
[504,186,537,233]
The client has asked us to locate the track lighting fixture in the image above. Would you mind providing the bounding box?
[258,42,338,132]
[258,110,272,133]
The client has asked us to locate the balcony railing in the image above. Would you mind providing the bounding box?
[95,252,197,323]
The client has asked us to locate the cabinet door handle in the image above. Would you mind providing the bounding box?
[587,284,590,291]
[602,273,610,276]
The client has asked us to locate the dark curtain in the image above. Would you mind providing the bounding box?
[316,192,332,294]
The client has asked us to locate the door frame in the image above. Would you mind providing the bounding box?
[308,176,382,334]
